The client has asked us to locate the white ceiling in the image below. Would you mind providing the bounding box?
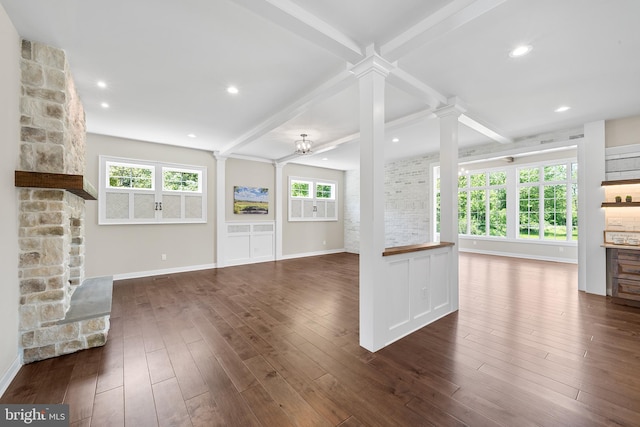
[2,0,639,171]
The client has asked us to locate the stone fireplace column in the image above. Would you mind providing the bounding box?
[17,40,108,363]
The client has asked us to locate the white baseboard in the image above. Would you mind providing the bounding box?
[111,250,348,281]
[0,355,21,397]
[280,248,346,260]
[460,247,578,264]
[113,263,217,280]
[225,256,275,267]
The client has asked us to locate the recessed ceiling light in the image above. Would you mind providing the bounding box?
[187,133,197,138]
[555,105,571,113]
[100,102,109,108]
[392,138,399,143]
[227,86,239,94]
[97,80,107,89]
[509,45,532,58]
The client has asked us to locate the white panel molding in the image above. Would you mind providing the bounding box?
[382,246,454,347]
[224,221,276,267]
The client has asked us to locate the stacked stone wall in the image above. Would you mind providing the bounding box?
[19,40,85,174]
[17,39,106,364]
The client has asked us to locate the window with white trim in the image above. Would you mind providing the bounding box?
[434,157,577,242]
[288,177,337,221]
[99,156,207,224]
[517,161,578,241]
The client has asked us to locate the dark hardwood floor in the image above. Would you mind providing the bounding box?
[3,252,640,426]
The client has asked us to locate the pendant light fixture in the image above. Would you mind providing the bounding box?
[294,133,313,155]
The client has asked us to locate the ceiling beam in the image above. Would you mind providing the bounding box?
[230,0,363,63]
[387,68,447,109]
[275,108,435,163]
[381,0,509,62]
[220,70,355,155]
[459,113,513,144]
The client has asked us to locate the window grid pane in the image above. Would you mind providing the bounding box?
[291,181,312,198]
[163,170,200,192]
[519,185,539,239]
[489,188,507,237]
[469,189,486,235]
[108,164,153,189]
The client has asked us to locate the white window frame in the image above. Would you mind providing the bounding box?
[433,156,577,243]
[516,160,577,242]
[288,176,338,221]
[99,156,207,225]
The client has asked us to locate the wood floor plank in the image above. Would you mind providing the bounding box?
[184,392,226,427]
[64,374,97,423]
[96,337,123,394]
[187,339,261,426]
[123,334,158,427]
[152,377,192,427]
[244,355,330,426]
[4,253,640,426]
[262,350,351,425]
[146,348,175,385]
[165,343,209,401]
[241,384,296,427]
[191,309,258,392]
[91,386,124,427]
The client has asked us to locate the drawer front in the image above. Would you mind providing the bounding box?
[616,249,640,262]
[615,258,640,280]
[617,278,640,301]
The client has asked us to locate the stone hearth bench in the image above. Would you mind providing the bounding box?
[59,276,114,324]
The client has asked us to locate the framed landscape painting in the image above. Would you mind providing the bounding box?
[234,186,269,214]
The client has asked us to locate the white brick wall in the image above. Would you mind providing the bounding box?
[605,144,640,181]
[344,154,437,253]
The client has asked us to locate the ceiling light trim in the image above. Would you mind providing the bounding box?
[509,45,532,58]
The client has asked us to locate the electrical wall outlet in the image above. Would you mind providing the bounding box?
[161,254,167,261]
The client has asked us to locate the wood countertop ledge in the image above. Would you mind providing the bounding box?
[383,241,454,257]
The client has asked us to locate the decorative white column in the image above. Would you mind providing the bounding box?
[274,162,284,260]
[435,100,465,311]
[579,121,606,294]
[352,52,394,352]
[214,151,227,268]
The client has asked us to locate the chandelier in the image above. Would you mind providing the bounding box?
[294,134,313,155]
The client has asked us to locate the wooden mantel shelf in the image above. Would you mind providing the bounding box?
[383,241,454,257]
[15,171,97,200]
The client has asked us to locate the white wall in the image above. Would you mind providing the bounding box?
[0,4,21,392]
[85,134,216,278]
